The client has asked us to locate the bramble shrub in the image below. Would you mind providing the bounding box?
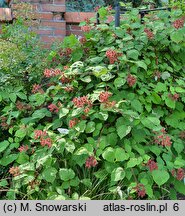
[0,8,185,200]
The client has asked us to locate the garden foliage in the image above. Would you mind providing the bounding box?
[0,7,185,200]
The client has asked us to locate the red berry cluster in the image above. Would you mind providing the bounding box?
[85,156,98,169]
[60,72,71,84]
[32,84,44,94]
[126,74,137,87]
[9,166,20,177]
[107,5,113,11]
[64,86,74,93]
[81,25,91,32]
[44,68,62,78]
[84,18,90,24]
[40,137,52,148]
[99,91,112,103]
[72,96,92,114]
[69,118,79,128]
[63,65,69,70]
[0,116,9,130]
[59,48,72,57]
[18,145,29,153]
[168,93,180,101]
[99,91,116,108]
[34,130,47,139]
[94,6,100,12]
[154,128,172,147]
[34,130,52,148]
[16,101,32,111]
[171,168,184,181]
[79,37,87,44]
[48,104,59,113]
[144,28,154,40]
[147,159,158,172]
[106,49,119,64]
[134,183,146,198]
[173,18,184,29]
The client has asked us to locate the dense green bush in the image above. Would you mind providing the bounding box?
[0,18,48,90]
[0,8,185,200]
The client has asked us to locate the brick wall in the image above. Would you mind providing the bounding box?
[0,0,100,44]
[65,12,95,36]
[0,0,66,46]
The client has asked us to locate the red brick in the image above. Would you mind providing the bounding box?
[35,29,54,35]
[41,35,65,43]
[65,12,95,23]
[41,4,65,12]
[41,20,66,28]
[54,29,66,35]
[70,25,81,30]
[67,30,84,37]
[35,12,53,20]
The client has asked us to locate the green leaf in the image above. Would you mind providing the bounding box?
[107,133,118,146]
[152,170,170,187]
[90,57,104,64]
[17,92,27,100]
[16,153,29,164]
[145,184,154,198]
[0,140,9,153]
[136,61,147,70]
[85,121,95,133]
[92,66,108,77]
[71,108,83,117]
[111,167,125,182]
[115,148,129,161]
[141,116,160,130]
[117,125,131,139]
[0,179,8,187]
[165,98,176,109]
[98,112,109,121]
[9,93,17,103]
[75,120,86,132]
[171,31,183,43]
[151,93,161,104]
[114,28,125,38]
[0,154,18,166]
[59,168,75,181]
[114,77,126,88]
[154,82,167,92]
[174,180,185,195]
[15,128,27,138]
[127,158,138,168]
[32,108,51,119]
[131,99,143,112]
[102,147,115,162]
[42,167,57,183]
[173,140,184,154]
[174,157,185,168]
[80,76,91,83]
[71,48,83,62]
[59,108,69,118]
[70,177,80,187]
[127,49,139,60]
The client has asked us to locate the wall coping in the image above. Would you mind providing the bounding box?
[0,8,12,21]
